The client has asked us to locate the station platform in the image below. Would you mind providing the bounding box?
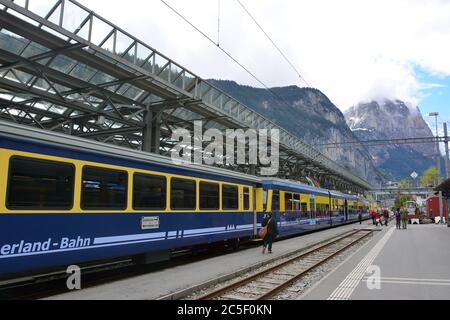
[46,221,372,300]
[301,224,450,300]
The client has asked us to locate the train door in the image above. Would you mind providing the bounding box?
[344,199,349,221]
[310,194,316,220]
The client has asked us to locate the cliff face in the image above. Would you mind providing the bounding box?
[209,80,384,185]
[345,100,436,180]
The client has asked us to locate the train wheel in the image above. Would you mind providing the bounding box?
[231,238,241,251]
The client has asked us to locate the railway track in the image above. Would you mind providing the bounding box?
[198,229,374,300]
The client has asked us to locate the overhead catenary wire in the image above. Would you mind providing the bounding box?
[159,0,299,112]
[217,0,221,46]
[236,0,311,88]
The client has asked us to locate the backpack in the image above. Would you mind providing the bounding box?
[259,218,271,239]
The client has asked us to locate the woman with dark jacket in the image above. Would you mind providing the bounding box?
[262,212,279,254]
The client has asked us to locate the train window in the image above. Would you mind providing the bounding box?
[199,182,219,210]
[222,185,238,210]
[285,192,293,211]
[294,194,301,211]
[263,190,268,211]
[301,202,308,213]
[7,157,75,210]
[171,178,196,210]
[243,187,250,211]
[133,173,166,210]
[272,190,280,212]
[81,166,128,210]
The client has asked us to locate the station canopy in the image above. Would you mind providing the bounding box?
[0,0,372,193]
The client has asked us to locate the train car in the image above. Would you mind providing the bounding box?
[0,121,374,278]
[0,121,262,277]
[259,179,369,236]
[425,195,447,219]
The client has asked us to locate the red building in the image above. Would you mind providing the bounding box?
[426,195,447,218]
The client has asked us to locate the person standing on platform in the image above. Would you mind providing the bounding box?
[358,210,363,225]
[395,208,401,230]
[371,210,377,225]
[383,209,389,226]
[401,208,408,230]
[261,212,278,254]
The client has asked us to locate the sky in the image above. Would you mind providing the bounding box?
[27,0,450,131]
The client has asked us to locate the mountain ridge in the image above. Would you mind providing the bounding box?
[209,79,385,185]
[345,99,437,180]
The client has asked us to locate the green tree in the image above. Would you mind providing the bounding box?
[394,195,412,209]
[420,166,440,187]
[400,179,408,189]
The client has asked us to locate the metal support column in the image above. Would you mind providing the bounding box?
[142,109,161,154]
[444,123,450,179]
[435,115,442,180]
[439,190,444,224]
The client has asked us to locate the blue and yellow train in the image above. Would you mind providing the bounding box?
[0,121,372,277]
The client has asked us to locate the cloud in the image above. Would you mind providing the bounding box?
[66,0,450,110]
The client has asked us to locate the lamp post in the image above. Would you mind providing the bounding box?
[428,112,441,184]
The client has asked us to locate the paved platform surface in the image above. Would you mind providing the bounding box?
[46,222,372,300]
[301,224,450,300]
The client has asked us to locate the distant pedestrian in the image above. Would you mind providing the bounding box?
[395,208,401,230]
[401,208,408,230]
[371,210,377,225]
[383,209,389,226]
[376,210,383,227]
[261,212,278,254]
[358,211,363,225]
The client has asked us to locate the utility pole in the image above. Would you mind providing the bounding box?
[444,122,450,180]
[429,112,441,183]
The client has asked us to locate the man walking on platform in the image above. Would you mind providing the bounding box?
[395,208,401,230]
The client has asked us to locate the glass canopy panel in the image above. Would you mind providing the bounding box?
[0,31,29,55]
[69,63,98,82]
[48,105,67,115]
[48,55,78,74]
[10,69,33,84]
[21,42,50,59]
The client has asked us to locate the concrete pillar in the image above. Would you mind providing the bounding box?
[142,109,161,154]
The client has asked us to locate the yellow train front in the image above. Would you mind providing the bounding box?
[0,121,371,278]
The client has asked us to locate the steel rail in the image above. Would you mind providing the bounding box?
[198,229,372,300]
[257,230,373,299]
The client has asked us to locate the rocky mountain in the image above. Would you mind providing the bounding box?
[345,100,437,180]
[209,80,385,186]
